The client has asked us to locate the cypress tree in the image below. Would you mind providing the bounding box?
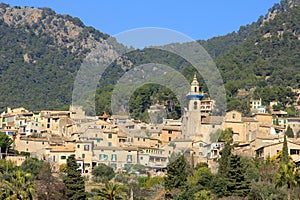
[63,154,86,200]
[285,125,294,138]
[281,133,289,164]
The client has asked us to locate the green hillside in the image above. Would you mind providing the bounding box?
[1,0,300,119]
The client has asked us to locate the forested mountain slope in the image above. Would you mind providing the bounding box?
[1,0,300,119]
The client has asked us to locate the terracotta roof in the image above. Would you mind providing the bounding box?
[117,128,128,138]
[49,145,75,152]
[162,125,181,131]
[242,117,258,122]
[94,146,122,151]
[201,116,224,124]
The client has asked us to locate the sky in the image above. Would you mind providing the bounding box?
[4,0,281,47]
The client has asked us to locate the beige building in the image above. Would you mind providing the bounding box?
[93,146,138,170]
[6,155,27,166]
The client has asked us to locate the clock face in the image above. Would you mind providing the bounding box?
[194,101,198,110]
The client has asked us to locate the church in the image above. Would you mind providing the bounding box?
[181,74,219,144]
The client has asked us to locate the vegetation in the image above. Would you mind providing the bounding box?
[92,163,115,183]
[20,157,44,178]
[63,154,86,200]
[1,1,300,119]
[0,132,13,157]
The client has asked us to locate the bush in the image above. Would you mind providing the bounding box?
[92,164,115,183]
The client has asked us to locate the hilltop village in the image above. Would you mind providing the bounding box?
[2,75,300,177]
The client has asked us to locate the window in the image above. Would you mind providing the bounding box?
[168,130,172,134]
[111,154,117,161]
[108,133,112,138]
[290,149,300,155]
[95,134,98,137]
[194,101,197,110]
[143,138,145,142]
[199,143,203,147]
[97,139,100,143]
[108,142,112,146]
[127,155,133,162]
[47,124,50,128]
[53,156,56,162]
[61,156,66,160]
[82,154,85,159]
[84,145,89,151]
[168,137,172,142]
[232,113,236,119]
[99,154,108,160]
[140,156,143,160]
[77,145,80,148]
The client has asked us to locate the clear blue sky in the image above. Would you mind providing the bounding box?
[4,0,280,41]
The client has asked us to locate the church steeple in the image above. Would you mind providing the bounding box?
[190,74,200,94]
[186,73,204,101]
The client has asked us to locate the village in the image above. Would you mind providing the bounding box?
[1,75,300,179]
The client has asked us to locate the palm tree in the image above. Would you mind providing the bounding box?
[275,162,298,200]
[98,182,125,200]
[0,170,36,200]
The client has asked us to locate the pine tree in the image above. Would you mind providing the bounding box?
[63,155,86,200]
[281,133,289,164]
[227,155,251,197]
[164,154,187,191]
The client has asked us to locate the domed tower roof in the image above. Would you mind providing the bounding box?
[186,73,204,100]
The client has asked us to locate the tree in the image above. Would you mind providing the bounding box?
[285,125,294,138]
[0,170,36,200]
[20,157,44,178]
[218,140,232,175]
[226,155,251,197]
[36,162,66,200]
[164,154,187,191]
[281,133,289,164]
[275,162,298,200]
[92,164,115,183]
[132,164,146,174]
[194,190,215,200]
[175,165,214,200]
[218,128,233,143]
[63,155,86,200]
[249,181,287,200]
[0,132,13,158]
[97,182,126,200]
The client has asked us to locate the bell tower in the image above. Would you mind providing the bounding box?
[183,74,204,139]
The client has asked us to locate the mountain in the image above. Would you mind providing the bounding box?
[1,0,300,119]
[0,3,113,110]
[198,0,300,59]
